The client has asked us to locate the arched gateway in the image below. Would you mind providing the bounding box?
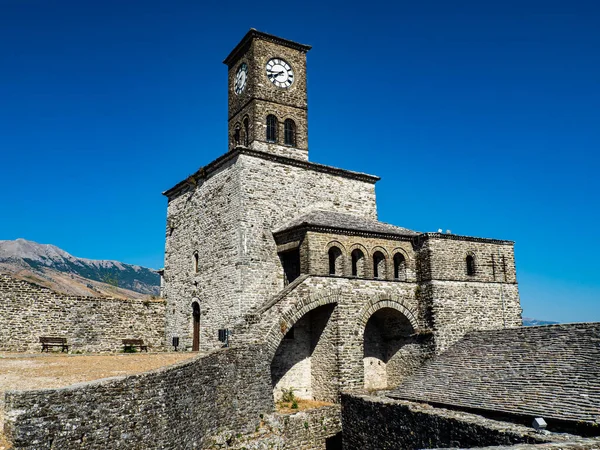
[270,303,338,403]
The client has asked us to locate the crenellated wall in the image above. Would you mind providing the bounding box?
[0,274,165,353]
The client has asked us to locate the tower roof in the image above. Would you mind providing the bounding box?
[223,28,312,66]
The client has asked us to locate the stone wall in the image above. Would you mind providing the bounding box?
[163,156,244,352]
[341,394,555,450]
[208,406,342,449]
[416,234,517,283]
[163,149,378,351]
[425,280,522,352]
[226,32,310,159]
[234,276,432,394]
[0,274,165,353]
[304,231,415,281]
[4,345,273,449]
[414,234,522,352]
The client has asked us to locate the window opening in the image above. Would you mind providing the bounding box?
[393,253,406,281]
[193,252,199,273]
[266,115,278,142]
[234,124,240,145]
[284,119,296,146]
[351,249,365,277]
[373,251,386,279]
[466,255,476,276]
[243,117,249,146]
[328,246,342,275]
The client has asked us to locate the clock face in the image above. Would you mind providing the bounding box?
[234,63,248,95]
[266,58,294,88]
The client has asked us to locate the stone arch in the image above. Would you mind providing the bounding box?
[349,243,368,278]
[391,248,409,281]
[359,299,427,390]
[357,298,419,334]
[267,290,340,402]
[265,289,341,358]
[371,246,389,280]
[326,241,346,276]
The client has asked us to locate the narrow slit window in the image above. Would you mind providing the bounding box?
[193,252,199,273]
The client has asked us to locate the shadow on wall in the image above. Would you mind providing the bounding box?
[270,304,337,402]
[364,307,430,390]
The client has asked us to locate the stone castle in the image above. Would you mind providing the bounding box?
[161,28,521,395]
[2,29,598,450]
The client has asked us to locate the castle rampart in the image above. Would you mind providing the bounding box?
[0,274,165,353]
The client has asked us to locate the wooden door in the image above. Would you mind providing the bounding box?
[192,302,200,352]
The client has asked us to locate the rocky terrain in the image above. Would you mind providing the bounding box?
[0,239,160,299]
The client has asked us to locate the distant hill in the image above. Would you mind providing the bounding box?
[523,317,559,326]
[0,238,160,299]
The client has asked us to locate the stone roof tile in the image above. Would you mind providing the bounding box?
[272,210,419,237]
[389,323,600,425]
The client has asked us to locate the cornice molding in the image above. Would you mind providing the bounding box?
[162,147,380,198]
[416,232,514,246]
[223,29,312,67]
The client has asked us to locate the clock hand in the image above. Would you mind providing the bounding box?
[267,71,284,78]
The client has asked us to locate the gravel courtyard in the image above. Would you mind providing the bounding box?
[0,351,197,448]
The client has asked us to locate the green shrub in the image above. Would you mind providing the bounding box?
[280,387,295,403]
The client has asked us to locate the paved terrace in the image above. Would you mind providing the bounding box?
[0,352,196,447]
[389,323,600,426]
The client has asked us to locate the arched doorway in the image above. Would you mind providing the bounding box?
[270,303,338,403]
[363,307,419,390]
[192,302,200,352]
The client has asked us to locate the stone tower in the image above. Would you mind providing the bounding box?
[223,29,311,161]
[162,29,520,368]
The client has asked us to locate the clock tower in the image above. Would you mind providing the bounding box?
[223,29,311,161]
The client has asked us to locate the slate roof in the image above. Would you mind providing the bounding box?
[272,210,419,237]
[389,323,600,425]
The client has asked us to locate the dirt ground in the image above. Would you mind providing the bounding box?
[276,398,334,414]
[0,351,197,448]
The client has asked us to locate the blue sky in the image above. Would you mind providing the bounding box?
[0,0,598,323]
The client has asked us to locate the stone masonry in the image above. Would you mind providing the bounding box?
[162,30,522,406]
[0,274,165,353]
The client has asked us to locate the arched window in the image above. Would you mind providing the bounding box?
[393,253,406,281]
[193,252,199,273]
[466,254,476,276]
[266,115,278,142]
[351,249,365,277]
[234,124,241,146]
[328,246,343,275]
[243,117,249,146]
[284,119,296,146]
[373,251,386,279]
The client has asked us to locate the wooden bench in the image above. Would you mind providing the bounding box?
[122,339,148,352]
[40,337,69,352]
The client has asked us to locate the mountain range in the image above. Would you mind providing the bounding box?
[522,317,559,326]
[0,238,160,299]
